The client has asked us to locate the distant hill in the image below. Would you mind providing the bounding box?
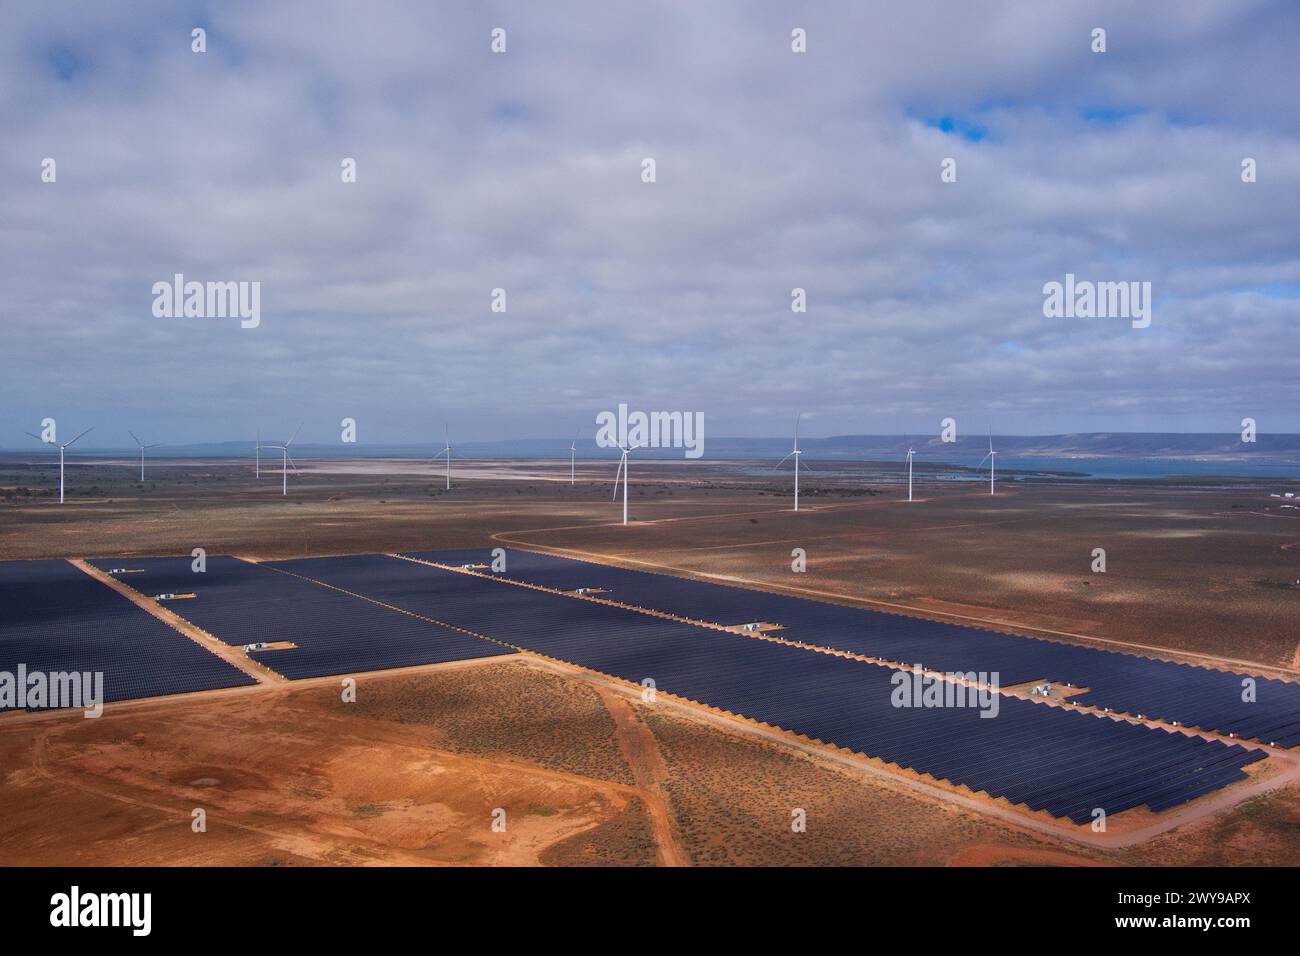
[2,433,1297,461]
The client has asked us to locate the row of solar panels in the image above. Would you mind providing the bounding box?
[258,553,1265,823]
[85,556,514,679]
[0,560,257,710]
[405,548,1300,747]
[42,552,1268,821]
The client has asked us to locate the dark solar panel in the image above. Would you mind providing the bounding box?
[403,548,1300,747]
[277,553,1265,823]
[0,559,256,710]
[86,555,512,679]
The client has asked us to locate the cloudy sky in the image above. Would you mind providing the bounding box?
[2,1,1298,447]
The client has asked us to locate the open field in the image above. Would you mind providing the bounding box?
[0,660,652,866]
[0,658,1054,867]
[4,657,1297,867]
[1,456,1298,865]
[0,657,1102,866]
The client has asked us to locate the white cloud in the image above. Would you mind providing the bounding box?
[1,1,1297,444]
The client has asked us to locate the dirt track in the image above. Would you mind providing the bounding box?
[596,688,685,866]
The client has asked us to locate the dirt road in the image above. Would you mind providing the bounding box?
[596,688,686,866]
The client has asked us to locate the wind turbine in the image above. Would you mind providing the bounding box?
[612,442,643,525]
[905,439,915,503]
[24,425,93,504]
[774,413,806,511]
[261,424,302,496]
[435,424,452,491]
[129,430,162,482]
[569,428,579,487]
[255,427,261,479]
[977,427,997,495]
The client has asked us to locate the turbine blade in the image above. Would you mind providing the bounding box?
[773,451,794,470]
[23,431,45,443]
[286,422,303,447]
[64,426,94,448]
[129,430,143,447]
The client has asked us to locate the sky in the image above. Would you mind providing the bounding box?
[2,1,1298,448]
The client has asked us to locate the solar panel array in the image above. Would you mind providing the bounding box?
[276,553,1265,822]
[0,559,256,710]
[406,548,1300,747]
[86,555,512,679]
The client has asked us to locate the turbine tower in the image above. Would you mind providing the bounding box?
[435,424,452,491]
[129,430,162,482]
[612,442,642,525]
[24,425,93,504]
[774,412,805,511]
[255,427,261,479]
[906,442,915,502]
[261,424,302,496]
[977,427,997,495]
[569,429,579,487]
